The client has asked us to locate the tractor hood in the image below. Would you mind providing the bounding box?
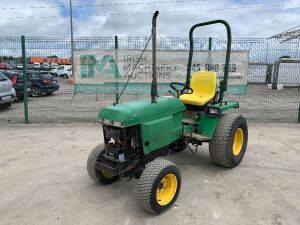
[99,97,186,127]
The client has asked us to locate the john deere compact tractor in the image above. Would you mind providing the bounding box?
[87,11,248,214]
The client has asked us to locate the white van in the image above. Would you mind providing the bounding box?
[33,62,40,70]
[50,63,58,69]
[66,67,72,79]
[50,65,72,78]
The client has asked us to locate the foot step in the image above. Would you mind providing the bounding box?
[184,133,211,141]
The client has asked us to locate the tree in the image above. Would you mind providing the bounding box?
[3,56,8,62]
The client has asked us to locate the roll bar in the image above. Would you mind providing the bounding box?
[186,20,232,103]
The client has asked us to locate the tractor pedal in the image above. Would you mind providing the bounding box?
[184,133,211,141]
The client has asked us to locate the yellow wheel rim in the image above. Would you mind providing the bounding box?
[232,128,244,156]
[156,174,178,206]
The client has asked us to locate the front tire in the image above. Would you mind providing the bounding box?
[137,159,181,214]
[87,144,119,184]
[209,114,248,168]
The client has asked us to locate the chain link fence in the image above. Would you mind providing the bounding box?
[0,36,299,123]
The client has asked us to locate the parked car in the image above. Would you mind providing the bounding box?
[27,64,34,70]
[0,63,8,70]
[50,65,71,78]
[50,63,58,69]
[26,71,59,97]
[0,72,16,109]
[41,63,50,71]
[33,62,40,70]
[2,71,31,100]
[8,64,16,70]
[16,64,23,70]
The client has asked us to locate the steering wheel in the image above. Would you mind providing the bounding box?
[170,82,193,96]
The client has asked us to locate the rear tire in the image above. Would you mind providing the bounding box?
[31,86,41,97]
[87,144,119,185]
[209,114,248,168]
[137,159,181,214]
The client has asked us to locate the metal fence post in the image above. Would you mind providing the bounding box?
[208,37,212,50]
[298,103,300,122]
[21,36,29,124]
[69,0,75,80]
[265,64,273,84]
[208,37,212,71]
[115,35,119,104]
[272,60,280,89]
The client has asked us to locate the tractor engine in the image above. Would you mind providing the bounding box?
[103,124,140,161]
[97,123,142,177]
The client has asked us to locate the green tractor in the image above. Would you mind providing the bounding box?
[87,11,248,214]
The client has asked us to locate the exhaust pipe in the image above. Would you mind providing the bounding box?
[151,11,159,103]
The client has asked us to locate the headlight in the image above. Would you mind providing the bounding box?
[102,119,123,127]
[206,107,220,116]
[103,119,112,124]
[113,121,123,127]
[209,108,219,115]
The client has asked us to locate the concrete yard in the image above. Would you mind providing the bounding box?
[0,78,299,123]
[0,123,299,225]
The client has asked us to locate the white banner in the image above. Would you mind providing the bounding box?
[74,49,249,94]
